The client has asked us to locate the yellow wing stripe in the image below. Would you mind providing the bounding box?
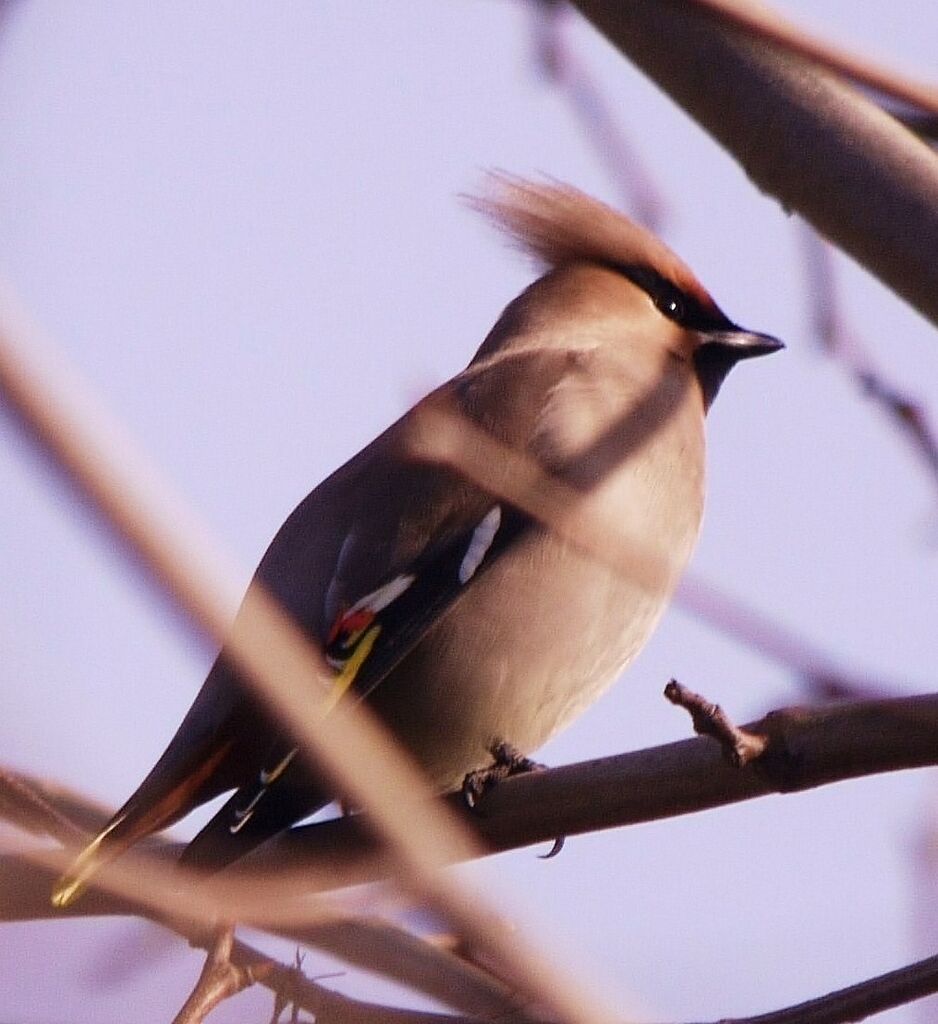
[51,814,128,909]
[323,623,381,714]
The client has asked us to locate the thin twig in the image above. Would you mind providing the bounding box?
[172,924,274,1024]
[529,0,667,229]
[664,680,767,766]
[798,223,938,498]
[256,950,481,1024]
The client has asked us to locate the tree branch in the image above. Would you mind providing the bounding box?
[5,686,938,1021]
[7,691,928,900]
[8,688,938,917]
[14,692,938,904]
[688,951,938,1024]
[172,925,273,1024]
[253,691,938,888]
[0,772,531,1022]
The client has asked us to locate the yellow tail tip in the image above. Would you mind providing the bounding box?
[50,814,127,909]
[51,872,87,909]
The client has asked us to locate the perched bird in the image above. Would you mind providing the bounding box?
[53,178,781,906]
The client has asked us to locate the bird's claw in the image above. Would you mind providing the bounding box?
[461,740,546,809]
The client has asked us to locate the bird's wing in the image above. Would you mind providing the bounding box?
[255,346,582,697]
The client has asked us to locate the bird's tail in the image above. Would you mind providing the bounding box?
[52,734,237,908]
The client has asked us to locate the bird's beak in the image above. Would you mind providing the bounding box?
[693,326,784,409]
[700,327,785,359]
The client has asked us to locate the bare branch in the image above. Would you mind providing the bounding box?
[0,773,528,1020]
[257,952,481,1024]
[9,832,938,1024]
[0,851,532,1022]
[7,692,929,901]
[687,951,938,1024]
[172,925,273,1024]
[264,691,938,878]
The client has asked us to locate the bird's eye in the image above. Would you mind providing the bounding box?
[656,290,685,323]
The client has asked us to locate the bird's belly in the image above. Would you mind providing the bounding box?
[368,528,677,790]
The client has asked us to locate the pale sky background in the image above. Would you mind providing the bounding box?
[1,3,937,1022]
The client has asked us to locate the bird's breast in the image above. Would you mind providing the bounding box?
[371,369,706,789]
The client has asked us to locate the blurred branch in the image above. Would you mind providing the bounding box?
[8,825,938,1024]
[798,223,938,497]
[0,773,533,1020]
[676,574,904,701]
[569,0,938,328]
[0,841,501,1023]
[528,0,667,229]
[412,400,911,699]
[0,766,90,844]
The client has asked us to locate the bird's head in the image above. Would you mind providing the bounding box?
[470,175,782,408]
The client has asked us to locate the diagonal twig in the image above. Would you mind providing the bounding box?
[0,766,89,845]
[798,223,938,499]
[528,0,667,229]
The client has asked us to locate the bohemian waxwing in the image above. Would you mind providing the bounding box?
[54,177,781,906]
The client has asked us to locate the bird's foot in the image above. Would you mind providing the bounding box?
[461,740,546,809]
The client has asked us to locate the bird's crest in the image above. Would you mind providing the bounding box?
[469,174,718,315]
